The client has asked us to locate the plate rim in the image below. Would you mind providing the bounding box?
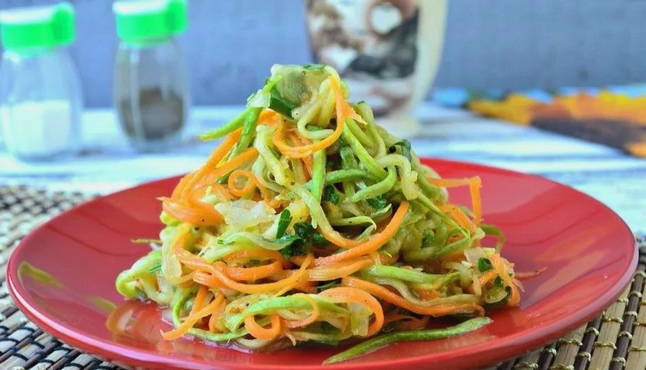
[6,158,638,369]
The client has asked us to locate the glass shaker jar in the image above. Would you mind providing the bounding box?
[0,2,82,161]
[112,0,189,152]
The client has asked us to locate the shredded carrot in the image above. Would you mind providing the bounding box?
[175,272,196,285]
[258,109,282,125]
[224,249,289,268]
[271,76,357,159]
[195,147,259,189]
[227,169,257,197]
[469,177,482,225]
[287,131,313,177]
[161,197,222,226]
[516,267,547,280]
[244,314,282,340]
[224,260,283,282]
[413,288,440,300]
[208,294,226,332]
[189,286,208,316]
[488,254,520,306]
[308,258,373,281]
[162,294,223,340]
[440,204,476,232]
[192,254,313,294]
[342,276,484,317]
[171,172,194,199]
[478,269,498,287]
[427,176,482,225]
[286,294,320,329]
[315,201,409,266]
[320,287,384,336]
[175,128,242,199]
[319,227,360,249]
[211,184,232,201]
[427,177,475,188]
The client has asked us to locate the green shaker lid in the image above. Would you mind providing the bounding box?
[0,2,75,52]
[113,0,187,43]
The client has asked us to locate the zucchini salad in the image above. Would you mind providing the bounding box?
[116,65,519,363]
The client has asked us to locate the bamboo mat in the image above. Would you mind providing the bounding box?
[0,185,644,370]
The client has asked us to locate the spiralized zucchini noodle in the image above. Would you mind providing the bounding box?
[115,65,518,362]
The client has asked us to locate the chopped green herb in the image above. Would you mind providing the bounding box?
[279,238,307,259]
[478,258,493,272]
[484,287,511,309]
[323,185,340,204]
[303,64,326,70]
[246,259,262,267]
[494,276,504,288]
[276,234,300,244]
[149,264,161,273]
[367,195,388,210]
[390,140,412,161]
[422,233,434,245]
[294,222,315,240]
[312,232,328,247]
[276,209,292,238]
[317,279,342,291]
[269,87,296,117]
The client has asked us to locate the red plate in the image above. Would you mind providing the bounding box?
[7,158,637,369]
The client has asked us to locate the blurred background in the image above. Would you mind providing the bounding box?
[0,0,643,229]
[2,0,646,107]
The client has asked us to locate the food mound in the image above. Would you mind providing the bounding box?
[115,64,517,361]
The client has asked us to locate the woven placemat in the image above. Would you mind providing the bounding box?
[0,185,644,370]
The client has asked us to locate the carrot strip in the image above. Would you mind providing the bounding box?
[192,254,313,294]
[319,227,360,249]
[469,177,482,225]
[342,276,484,316]
[308,258,373,281]
[161,197,222,226]
[286,294,320,329]
[439,204,476,232]
[227,170,257,197]
[426,177,475,188]
[413,288,440,300]
[516,267,547,280]
[271,77,353,159]
[224,169,280,208]
[488,254,520,306]
[210,184,232,201]
[244,314,282,340]
[196,147,259,189]
[225,260,283,282]
[320,287,384,336]
[208,294,226,332]
[171,172,194,199]
[175,128,242,199]
[288,131,313,177]
[224,249,289,268]
[315,201,409,266]
[427,176,482,226]
[478,269,498,287]
[162,295,223,340]
[258,109,281,126]
[189,286,208,316]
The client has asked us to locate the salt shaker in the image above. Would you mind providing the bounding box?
[112,0,189,152]
[0,2,83,161]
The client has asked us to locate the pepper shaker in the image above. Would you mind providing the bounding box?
[113,0,189,152]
